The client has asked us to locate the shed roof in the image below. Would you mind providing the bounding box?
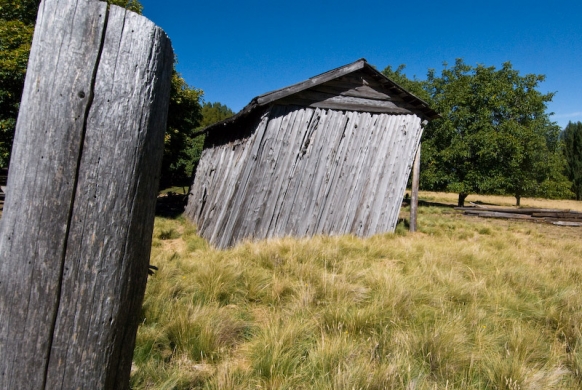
[199,58,439,137]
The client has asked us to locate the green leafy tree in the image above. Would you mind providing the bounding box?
[159,70,203,189]
[0,0,39,23]
[381,64,430,102]
[421,60,570,206]
[0,0,206,191]
[562,121,582,200]
[0,0,38,166]
[177,101,235,183]
[0,0,142,167]
[107,0,143,13]
[198,101,234,129]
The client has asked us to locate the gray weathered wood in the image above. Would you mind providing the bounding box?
[457,206,582,226]
[464,211,533,219]
[278,96,413,114]
[312,84,393,101]
[0,1,173,389]
[410,143,421,232]
[456,207,575,214]
[186,59,436,248]
[186,106,423,248]
[257,60,367,105]
[551,221,582,227]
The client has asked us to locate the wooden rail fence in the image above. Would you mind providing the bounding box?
[456,206,582,227]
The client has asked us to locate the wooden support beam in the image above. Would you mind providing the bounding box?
[410,143,421,232]
[0,1,173,389]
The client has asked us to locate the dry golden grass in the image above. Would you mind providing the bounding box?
[417,191,582,211]
[132,197,582,390]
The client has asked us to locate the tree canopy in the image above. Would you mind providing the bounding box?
[0,0,207,190]
[0,0,37,166]
[198,102,234,129]
[0,0,145,167]
[159,70,203,189]
[381,64,430,102]
[385,59,571,206]
[107,0,142,14]
[176,101,235,184]
[562,121,582,200]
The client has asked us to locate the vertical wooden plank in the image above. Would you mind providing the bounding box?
[356,113,392,235]
[0,1,108,387]
[214,111,271,248]
[234,106,288,241]
[270,107,322,237]
[45,6,173,389]
[0,2,173,389]
[265,107,315,238]
[188,109,424,247]
[410,142,421,232]
[377,115,422,232]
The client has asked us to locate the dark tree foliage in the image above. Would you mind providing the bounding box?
[159,70,203,189]
[0,0,40,23]
[107,0,143,13]
[0,0,144,167]
[178,101,235,183]
[562,121,582,200]
[0,0,207,191]
[199,101,234,129]
[0,0,38,166]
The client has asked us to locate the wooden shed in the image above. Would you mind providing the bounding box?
[184,59,438,248]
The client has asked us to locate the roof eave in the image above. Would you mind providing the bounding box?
[200,59,440,135]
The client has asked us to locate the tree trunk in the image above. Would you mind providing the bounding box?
[516,194,521,206]
[0,1,173,389]
[458,193,468,207]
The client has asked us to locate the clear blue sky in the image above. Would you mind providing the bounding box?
[139,0,582,129]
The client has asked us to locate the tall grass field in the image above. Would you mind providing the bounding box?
[131,192,582,389]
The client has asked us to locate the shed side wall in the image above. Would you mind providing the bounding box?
[186,105,422,248]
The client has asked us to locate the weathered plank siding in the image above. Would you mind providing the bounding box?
[185,59,437,249]
[186,105,423,248]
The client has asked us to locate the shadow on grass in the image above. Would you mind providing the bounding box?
[154,196,460,222]
[402,199,457,209]
[155,193,187,218]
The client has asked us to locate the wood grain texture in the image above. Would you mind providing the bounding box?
[410,143,421,232]
[256,60,366,105]
[0,2,173,389]
[273,73,421,115]
[186,105,423,249]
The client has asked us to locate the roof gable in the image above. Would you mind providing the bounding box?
[255,59,438,120]
[199,59,438,139]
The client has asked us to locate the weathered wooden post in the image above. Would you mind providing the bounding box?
[410,143,421,232]
[0,0,173,388]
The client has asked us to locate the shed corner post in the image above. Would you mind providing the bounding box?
[409,142,421,233]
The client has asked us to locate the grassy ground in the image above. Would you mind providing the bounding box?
[131,193,582,389]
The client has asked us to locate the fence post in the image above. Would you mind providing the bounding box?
[410,143,421,232]
[0,1,173,388]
